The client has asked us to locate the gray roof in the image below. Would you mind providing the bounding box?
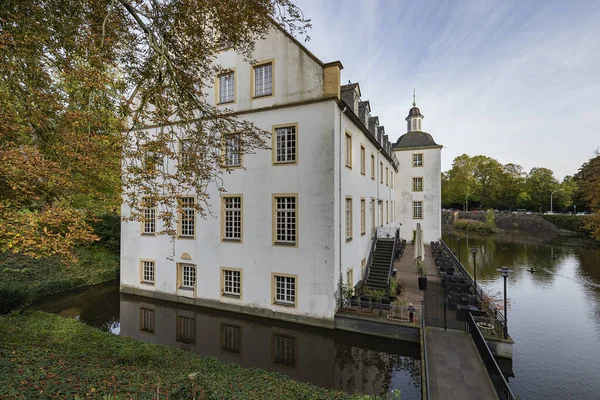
[394,131,439,148]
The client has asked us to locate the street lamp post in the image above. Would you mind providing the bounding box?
[496,266,513,339]
[457,237,461,264]
[550,189,564,213]
[471,247,477,287]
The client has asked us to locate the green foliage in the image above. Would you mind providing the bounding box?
[0,312,380,400]
[485,209,496,227]
[574,152,600,240]
[0,285,31,314]
[541,214,587,234]
[525,167,560,212]
[389,279,398,297]
[414,258,425,276]
[0,246,118,312]
[90,213,121,254]
[453,219,496,234]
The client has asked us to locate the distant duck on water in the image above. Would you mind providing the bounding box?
[526,267,538,273]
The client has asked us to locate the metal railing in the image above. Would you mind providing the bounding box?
[364,229,378,285]
[439,240,507,333]
[472,316,505,340]
[466,313,516,400]
[386,229,399,289]
[337,298,420,325]
[421,302,430,400]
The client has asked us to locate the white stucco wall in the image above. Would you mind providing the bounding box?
[121,100,337,320]
[394,146,441,244]
[332,108,398,296]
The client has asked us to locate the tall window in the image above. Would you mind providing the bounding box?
[225,135,241,167]
[345,132,352,168]
[413,201,423,219]
[221,324,241,354]
[360,198,366,235]
[254,62,272,97]
[413,177,423,192]
[386,201,389,224]
[380,201,383,227]
[141,260,155,284]
[371,154,375,180]
[370,199,375,233]
[180,263,196,288]
[223,196,242,241]
[142,197,155,235]
[347,268,353,289]
[360,145,366,175]
[274,196,297,245]
[176,315,196,344]
[274,125,296,164]
[274,275,296,306]
[143,148,161,172]
[179,197,195,237]
[273,334,296,367]
[218,71,235,103]
[386,167,389,186]
[139,308,155,333]
[345,197,352,241]
[179,139,192,169]
[222,269,241,297]
[380,162,383,183]
[391,172,394,188]
[413,153,423,167]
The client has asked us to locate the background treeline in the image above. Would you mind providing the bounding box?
[441,152,600,240]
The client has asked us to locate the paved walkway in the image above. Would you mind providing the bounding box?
[393,243,436,307]
[426,327,497,399]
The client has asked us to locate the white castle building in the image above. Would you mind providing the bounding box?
[120,24,441,328]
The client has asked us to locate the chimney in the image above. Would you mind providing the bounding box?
[323,61,343,99]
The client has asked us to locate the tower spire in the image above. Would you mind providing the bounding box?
[413,88,416,107]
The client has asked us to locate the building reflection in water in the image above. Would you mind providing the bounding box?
[120,294,422,398]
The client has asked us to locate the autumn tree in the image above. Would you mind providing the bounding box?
[574,152,600,240]
[0,0,309,260]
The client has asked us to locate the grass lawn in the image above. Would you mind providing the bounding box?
[0,312,378,400]
[0,245,119,309]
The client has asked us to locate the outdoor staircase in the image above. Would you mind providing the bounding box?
[364,238,395,291]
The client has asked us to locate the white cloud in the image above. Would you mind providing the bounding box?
[293,0,600,178]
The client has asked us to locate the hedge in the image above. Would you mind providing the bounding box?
[540,214,587,234]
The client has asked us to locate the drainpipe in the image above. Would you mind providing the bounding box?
[338,105,347,305]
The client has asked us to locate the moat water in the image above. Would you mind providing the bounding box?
[35,281,422,399]
[443,230,600,400]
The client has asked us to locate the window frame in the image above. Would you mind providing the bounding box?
[386,166,389,186]
[345,196,353,242]
[360,198,366,236]
[272,273,298,308]
[413,177,424,192]
[221,194,243,243]
[224,134,242,169]
[360,145,366,175]
[178,138,192,170]
[178,196,196,239]
[386,200,389,224]
[371,153,375,180]
[220,267,243,299]
[139,259,156,285]
[251,59,275,99]
[380,162,383,183]
[272,123,298,166]
[413,153,424,167]
[216,69,236,105]
[176,312,196,344]
[413,200,423,219]
[345,131,352,169]
[141,197,156,235]
[176,262,197,294]
[272,194,298,247]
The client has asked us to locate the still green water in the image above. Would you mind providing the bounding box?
[444,230,600,400]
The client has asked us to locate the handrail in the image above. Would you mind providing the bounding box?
[386,229,398,289]
[364,229,378,286]
[439,240,506,327]
[466,312,516,400]
[421,302,430,400]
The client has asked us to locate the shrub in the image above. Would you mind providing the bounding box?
[541,214,586,234]
[453,218,496,234]
[0,285,31,314]
[90,213,121,254]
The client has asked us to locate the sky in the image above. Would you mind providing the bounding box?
[292,0,600,179]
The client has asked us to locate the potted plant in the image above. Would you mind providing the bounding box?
[416,257,427,290]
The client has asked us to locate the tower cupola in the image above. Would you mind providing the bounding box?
[406,89,424,132]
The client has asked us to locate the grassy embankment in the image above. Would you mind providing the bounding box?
[540,214,587,234]
[0,312,379,400]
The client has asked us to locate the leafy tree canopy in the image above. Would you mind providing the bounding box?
[0,0,309,260]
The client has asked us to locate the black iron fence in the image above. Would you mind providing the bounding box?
[466,313,516,400]
[421,304,430,400]
[439,240,507,334]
